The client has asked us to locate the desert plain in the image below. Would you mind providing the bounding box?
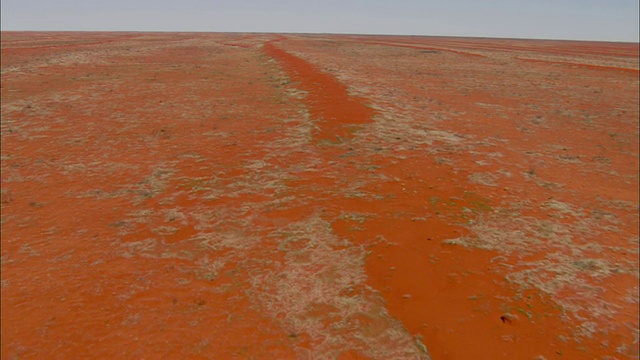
[1,32,639,359]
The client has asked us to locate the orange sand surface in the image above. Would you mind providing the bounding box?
[2,32,638,359]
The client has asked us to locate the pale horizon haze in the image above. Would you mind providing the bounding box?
[1,0,639,42]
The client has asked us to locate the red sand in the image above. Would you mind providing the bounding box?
[2,32,639,359]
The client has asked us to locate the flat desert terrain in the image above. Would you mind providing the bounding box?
[1,32,638,359]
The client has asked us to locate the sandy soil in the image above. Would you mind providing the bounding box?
[1,32,638,359]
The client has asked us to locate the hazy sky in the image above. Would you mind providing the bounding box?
[2,0,638,42]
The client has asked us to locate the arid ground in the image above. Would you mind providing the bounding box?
[1,32,638,359]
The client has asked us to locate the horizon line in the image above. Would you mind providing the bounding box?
[2,29,639,44]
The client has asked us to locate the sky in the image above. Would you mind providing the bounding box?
[1,0,639,42]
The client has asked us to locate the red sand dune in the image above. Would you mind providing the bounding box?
[1,32,638,359]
